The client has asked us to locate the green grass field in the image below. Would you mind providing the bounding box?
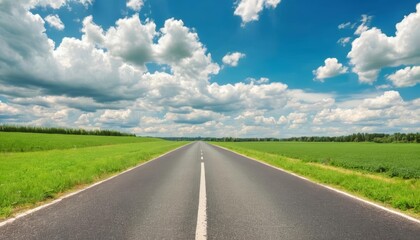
[212,142,420,217]
[0,132,161,152]
[0,133,187,219]
[213,142,420,179]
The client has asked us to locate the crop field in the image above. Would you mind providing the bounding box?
[0,132,187,219]
[214,142,420,179]
[212,142,420,216]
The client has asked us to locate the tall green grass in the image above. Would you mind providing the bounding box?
[0,132,161,152]
[0,132,187,219]
[212,142,420,217]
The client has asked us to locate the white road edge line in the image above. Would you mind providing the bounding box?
[195,162,207,240]
[0,142,193,228]
[211,144,420,225]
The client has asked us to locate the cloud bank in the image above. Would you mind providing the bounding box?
[0,0,419,137]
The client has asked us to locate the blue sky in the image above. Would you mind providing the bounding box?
[35,0,420,97]
[1,0,420,137]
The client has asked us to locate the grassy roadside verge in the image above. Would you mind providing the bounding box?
[0,141,188,219]
[211,142,420,219]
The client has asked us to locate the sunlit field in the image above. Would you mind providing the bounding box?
[0,132,187,218]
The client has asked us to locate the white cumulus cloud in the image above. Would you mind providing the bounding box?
[348,3,420,84]
[362,90,403,109]
[313,58,348,82]
[102,14,156,66]
[127,0,143,11]
[222,52,246,67]
[387,66,420,87]
[234,0,281,25]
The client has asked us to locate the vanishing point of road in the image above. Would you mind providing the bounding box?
[1,142,419,239]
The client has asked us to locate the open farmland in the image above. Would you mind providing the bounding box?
[212,141,420,216]
[213,142,420,178]
[0,132,187,218]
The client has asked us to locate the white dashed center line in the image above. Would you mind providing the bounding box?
[195,162,207,240]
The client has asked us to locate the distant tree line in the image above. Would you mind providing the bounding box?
[164,133,420,143]
[0,125,135,137]
[284,133,420,143]
[163,137,280,142]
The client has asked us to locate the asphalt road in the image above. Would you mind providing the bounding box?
[1,142,419,239]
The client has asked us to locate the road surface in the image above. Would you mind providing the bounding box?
[1,142,419,239]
